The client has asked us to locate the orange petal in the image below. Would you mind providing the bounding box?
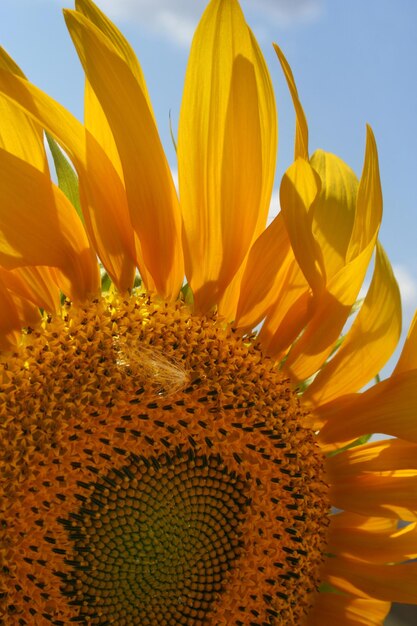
[327,438,417,522]
[0,266,60,313]
[307,593,390,626]
[329,511,417,563]
[329,473,417,521]
[327,438,417,476]
[178,0,277,311]
[323,555,417,604]
[318,369,417,445]
[0,274,22,349]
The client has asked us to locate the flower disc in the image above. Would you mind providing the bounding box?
[2,294,329,625]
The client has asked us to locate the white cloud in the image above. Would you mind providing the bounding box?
[393,264,417,310]
[267,188,281,225]
[393,264,417,335]
[94,0,324,47]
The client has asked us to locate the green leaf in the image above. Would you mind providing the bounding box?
[46,132,83,223]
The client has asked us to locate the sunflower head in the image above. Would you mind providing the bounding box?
[0,0,416,625]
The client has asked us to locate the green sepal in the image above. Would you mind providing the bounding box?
[101,272,112,293]
[46,132,83,223]
[181,283,194,307]
[326,433,372,458]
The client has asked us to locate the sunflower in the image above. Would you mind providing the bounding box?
[0,0,416,624]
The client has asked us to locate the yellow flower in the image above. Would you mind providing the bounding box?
[0,0,416,624]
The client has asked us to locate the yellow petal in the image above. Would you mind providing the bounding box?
[307,594,390,626]
[284,128,382,382]
[0,46,25,78]
[65,9,183,299]
[310,150,358,278]
[273,43,308,160]
[280,157,324,293]
[0,49,48,173]
[75,0,155,118]
[178,0,277,311]
[0,67,136,291]
[304,242,402,405]
[235,214,291,329]
[394,309,417,375]
[0,266,60,313]
[0,147,99,301]
[318,369,417,444]
[285,241,374,381]
[260,284,312,357]
[347,126,382,262]
[323,555,417,604]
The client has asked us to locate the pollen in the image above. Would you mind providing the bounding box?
[1,293,329,625]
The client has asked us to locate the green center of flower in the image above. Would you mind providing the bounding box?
[60,453,249,624]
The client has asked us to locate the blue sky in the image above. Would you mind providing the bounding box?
[1,0,417,343]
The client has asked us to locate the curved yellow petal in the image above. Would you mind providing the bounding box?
[178,0,277,311]
[0,46,25,78]
[394,309,417,375]
[310,150,358,279]
[79,0,156,274]
[323,555,417,604]
[0,49,48,173]
[347,126,382,262]
[235,214,291,329]
[0,67,136,291]
[284,127,382,382]
[0,266,60,313]
[273,43,308,160]
[75,0,155,118]
[260,284,312,357]
[0,147,99,301]
[280,158,325,294]
[305,242,402,405]
[318,369,417,445]
[65,9,183,300]
[307,594,390,626]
